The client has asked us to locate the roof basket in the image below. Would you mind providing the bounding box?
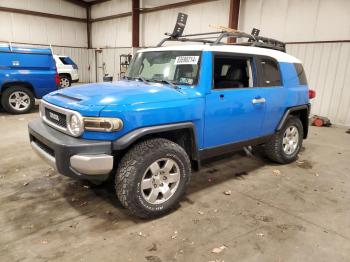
[157,13,286,52]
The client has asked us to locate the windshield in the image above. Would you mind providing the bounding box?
[126,51,201,85]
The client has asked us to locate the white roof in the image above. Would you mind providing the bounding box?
[139,44,301,64]
[53,55,67,58]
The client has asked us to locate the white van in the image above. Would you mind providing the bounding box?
[53,55,79,88]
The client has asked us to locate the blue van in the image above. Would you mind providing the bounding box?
[0,44,59,114]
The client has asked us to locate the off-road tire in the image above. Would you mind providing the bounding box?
[115,138,191,219]
[1,86,35,114]
[264,116,303,164]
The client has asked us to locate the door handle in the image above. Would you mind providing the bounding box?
[252,98,266,104]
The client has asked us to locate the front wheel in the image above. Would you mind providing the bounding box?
[1,86,35,114]
[115,138,191,219]
[264,116,303,164]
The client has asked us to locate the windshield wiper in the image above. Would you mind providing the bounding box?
[151,79,181,91]
[136,76,149,83]
[124,76,149,83]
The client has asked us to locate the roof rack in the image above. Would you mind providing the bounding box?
[157,13,286,52]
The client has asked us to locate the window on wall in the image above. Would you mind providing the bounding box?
[213,55,254,89]
[294,63,308,85]
[258,58,281,87]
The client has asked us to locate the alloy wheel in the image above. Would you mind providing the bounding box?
[282,125,299,155]
[141,158,181,205]
[8,91,31,111]
[60,77,70,88]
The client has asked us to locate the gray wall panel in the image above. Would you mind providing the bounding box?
[287,43,350,126]
[0,0,87,47]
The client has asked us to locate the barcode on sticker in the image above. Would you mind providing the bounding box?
[175,56,199,65]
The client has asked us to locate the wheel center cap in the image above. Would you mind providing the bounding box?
[153,177,161,185]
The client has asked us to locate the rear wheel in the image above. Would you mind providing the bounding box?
[1,86,34,114]
[115,138,191,219]
[59,75,71,88]
[264,116,303,164]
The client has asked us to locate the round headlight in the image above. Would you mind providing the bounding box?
[68,114,83,136]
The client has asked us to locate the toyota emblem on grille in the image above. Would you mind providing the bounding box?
[49,112,60,121]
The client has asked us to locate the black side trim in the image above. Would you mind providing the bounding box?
[199,134,273,160]
[112,122,199,158]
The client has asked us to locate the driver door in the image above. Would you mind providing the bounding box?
[203,53,266,150]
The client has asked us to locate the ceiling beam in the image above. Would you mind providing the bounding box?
[63,0,89,8]
[0,6,86,23]
[88,0,112,5]
[63,0,111,7]
[140,0,218,14]
[90,12,131,23]
[90,0,219,23]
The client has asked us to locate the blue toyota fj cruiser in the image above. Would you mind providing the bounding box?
[0,44,59,114]
[28,17,315,218]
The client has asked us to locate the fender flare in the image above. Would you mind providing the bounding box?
[276,104,311,138]
[0,81,35,96]
[112,122,199,159]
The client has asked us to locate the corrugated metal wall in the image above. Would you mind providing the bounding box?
[0,0,87,47]
[91,0,230,48]
[91,0,230,81]
[0,0,92,82]
[51,47,95,83]
[287,43,350,126]
[140,0,230,47]
[239,0,350,126]
[238,0,350,42]
[98,48,132,81]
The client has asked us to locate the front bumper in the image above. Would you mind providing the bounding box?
[29,119,113,181]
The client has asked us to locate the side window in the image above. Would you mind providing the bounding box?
[213,55,254,89]
[59,57,69,65]
[258,58,281,87]
[294,63,308,85]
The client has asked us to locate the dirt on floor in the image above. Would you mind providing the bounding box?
[0,107,350,262]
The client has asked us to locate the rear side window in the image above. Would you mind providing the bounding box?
[59,57,78,69]
[294,63,308,85]
[257,58,281,87]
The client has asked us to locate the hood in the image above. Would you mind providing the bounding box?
[44,80,196,110]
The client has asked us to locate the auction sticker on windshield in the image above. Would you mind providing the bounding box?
[175,56,199,65]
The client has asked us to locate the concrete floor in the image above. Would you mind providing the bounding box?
[1,107,350,262]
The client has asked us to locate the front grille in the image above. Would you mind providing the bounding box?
[45,108,67,128]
